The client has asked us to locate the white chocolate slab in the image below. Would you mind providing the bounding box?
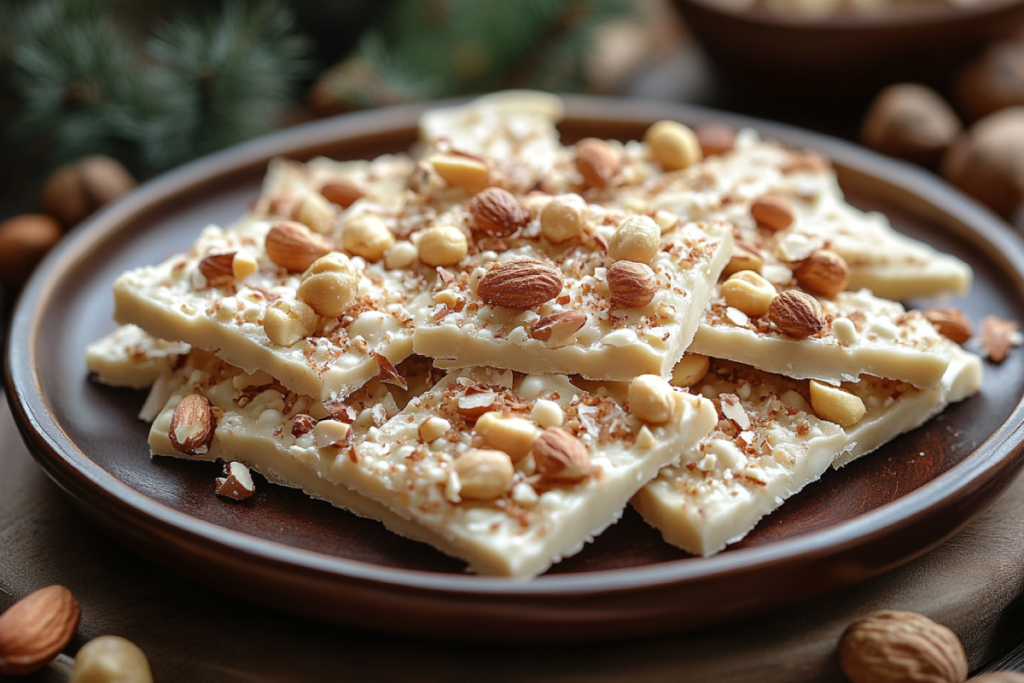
[413,212,733,381]
[86,324,190,389]
[113,218,433,401]
[632,343,982,556]
[690,288,951,388]
[149,357,717,577]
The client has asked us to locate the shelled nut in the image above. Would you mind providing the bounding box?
[71,635,153,683]
[794,249,849,298]
[839,610,967,683]
[751,195,795,232]
[628,374,676,424]
[0,585,80,676]
[608,215,660,264]
[540,193,588,243]
[477,259,564,309]
[532,428,592,483]
[722,240,764,277]
[428,153,490,191]
[671,354,710,388]
[575,138,618,188]
[265,221,331,272]
[0,214,62,290]
[608,260,658,308]
[469,187,528,237]
[768,291,826,338]
[342,215,394,261]
[454,449,514,500]
[722,270,776,316]
[644,120,702,171]
[475,412,537,462]
[861,84,961,166]
[292,193,337,235]
[418,226,468,267]
[809,381,866,427]
[168,394,216,455]
[696,124,736,157]
[41,155,136,228]
[320,179,365,208]
[264,299,317,347]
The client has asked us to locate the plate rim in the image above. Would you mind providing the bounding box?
[7,96,1024,605]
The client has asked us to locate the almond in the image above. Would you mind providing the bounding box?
[198,252,237,287]
[265,221,331,272]
[371,351,408,390]
[608,260,658,308]
[456,391,498,421]
[980,315,1019,363]
[839,610,967,683]
[477,259,564,309]
[291,413,317,437]
[215,461,255,501]
[468,187,528,237]
[769,290,826,338]
[0,585,80,676]
[320,180,364,208]
[696,124,736,157]
[751,194,795,232]
[532,428,592,483]
[169,394,216,455]
[794,249,849,298]
[531,310,587,342]
[575,138,618,188]
[923,308,973,344]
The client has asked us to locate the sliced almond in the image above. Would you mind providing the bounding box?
[265,221,331,272]
[531,310,587,342]
[291,413,317,437]
[371,351,408,390]
[477,259,564,309]
[169,394,216,455]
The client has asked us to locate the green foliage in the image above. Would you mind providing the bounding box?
[6,0,309,174]
[319,0,634,109]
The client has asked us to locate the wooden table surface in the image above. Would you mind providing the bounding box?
[1,387,1023,682]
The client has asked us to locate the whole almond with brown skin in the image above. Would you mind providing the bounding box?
[265,221,331,272]
[532,310,587,342]
[477,259,564,309]
[169,394,216,455]
[320,180,364,208]
[41,155,136,228]
[839,610,968,683]
[0,214,62,290]
[751,194,795,231]
[575,138,618,188]
[696,124,736,157]
[0,585,80,676]
[608,260,658,308]
[794,249,849,298]
[769,291,825,338]
[468,187,528,237]
[533,428,592,483]
[198,252,237,287]
[924,308,973,344]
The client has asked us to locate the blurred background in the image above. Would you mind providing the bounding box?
[4,0,1024,294]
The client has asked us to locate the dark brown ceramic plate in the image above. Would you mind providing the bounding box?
[671,0,1024,96]
[7,97,1024,641]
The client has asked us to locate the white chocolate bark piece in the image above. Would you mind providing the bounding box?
[690,288,951,388]
[112,218,433,401]
[413,211,733,381]
[86,324,190,389]
[418,91,564,193]
[632,343,982,556]
[569,128,971,300]
[150,357,717,577]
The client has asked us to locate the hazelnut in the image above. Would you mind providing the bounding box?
[342,214,394,261]
[942,107,1024,216]
[628,374,676,424]
[292,193,337,234]
[427,153,490,191]
[861,84,961,167]
[722,240,764,277]
[41,155,136,228]
[575,138,618,188]
[474,412,537,462]
[418,416,451,443]
[644,120,702,171]
[264,299,317,347]
[696,124,736,157]
[793,249,849,298]
[297,271,358,317]
[671,354,710,388]
[304,251,357,279]
[768,290,826,338]
[71,635,153,683]
[608,215,661,264]
[418,226,468,267]
[751,194,795,232]
[721,270,776,317]
[0,214,62,290]
[809,381,866,427]
[454,449,514,500]
[468,187,528,237]
[540,193,589,243]
[956,41,1024,122]
[383,241,418,269]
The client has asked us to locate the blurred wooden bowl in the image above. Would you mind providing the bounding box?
[672,0,1024,96]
